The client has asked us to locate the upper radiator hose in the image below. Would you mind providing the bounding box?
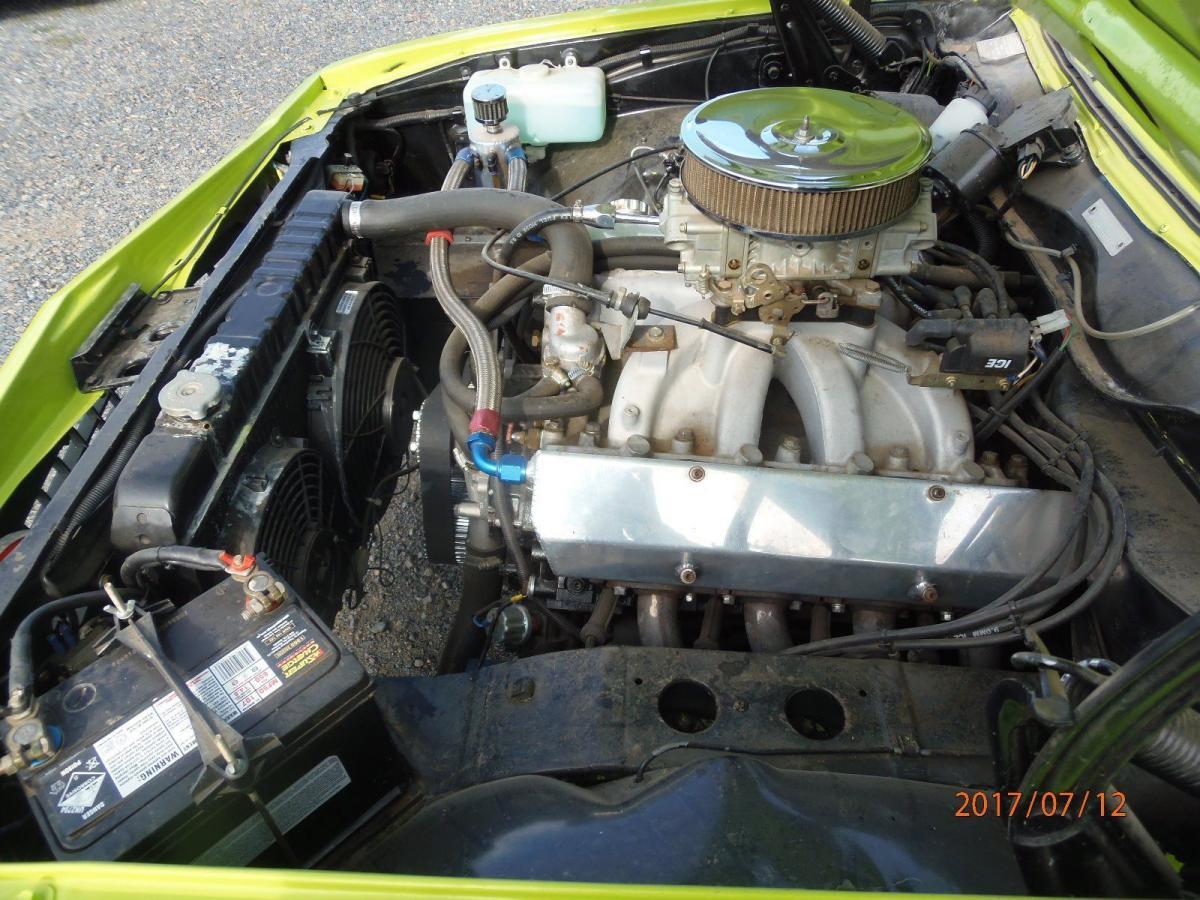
[344,182,594,483]
[803,0,887,61]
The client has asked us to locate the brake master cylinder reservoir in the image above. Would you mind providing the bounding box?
[463,58,606,146]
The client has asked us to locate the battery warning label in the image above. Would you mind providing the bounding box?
[91,640,281,799]
[94,703,188,799]
[56,769,106,815]
[42,614,325,822]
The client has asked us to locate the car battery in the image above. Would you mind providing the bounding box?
[16,576,404,863]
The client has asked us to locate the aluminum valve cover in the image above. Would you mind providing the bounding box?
[529,451,1078,607]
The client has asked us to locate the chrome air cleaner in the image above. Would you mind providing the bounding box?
[679,87,931,238]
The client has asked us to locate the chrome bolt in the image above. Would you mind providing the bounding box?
[246,572,273,594]
[673,427,696,455]
[623,435,651,457]
[735,444,763,466]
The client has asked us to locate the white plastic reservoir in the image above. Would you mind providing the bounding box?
[929,96,991,153]
[463,60,606,147]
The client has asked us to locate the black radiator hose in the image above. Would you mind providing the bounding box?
[1011,610,1200,896]
[344,190,593,297]
[593,237,680,259]
[801,0,887,61]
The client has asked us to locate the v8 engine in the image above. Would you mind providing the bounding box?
[5,11,1195,891]
[405,84,1074,656]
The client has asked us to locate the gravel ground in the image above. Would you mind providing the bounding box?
[334,471,464,676]
[0,0,625,673]
[0,0,626,362]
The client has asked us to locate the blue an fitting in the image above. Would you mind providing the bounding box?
[506,145,527,163]
[468,432,528,484]
[455,147,479,166]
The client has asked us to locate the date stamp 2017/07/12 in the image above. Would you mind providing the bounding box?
[954,790,1127,819]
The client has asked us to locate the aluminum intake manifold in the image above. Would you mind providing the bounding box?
[600,271,978,481]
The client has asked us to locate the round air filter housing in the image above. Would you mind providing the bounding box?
[680,87,931,239]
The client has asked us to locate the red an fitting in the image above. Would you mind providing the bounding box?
[469,409,501,439]
[424,229,454,246]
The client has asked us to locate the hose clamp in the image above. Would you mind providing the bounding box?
[347,201,363,238]
[544,365,573,389]
[541,283,585,309]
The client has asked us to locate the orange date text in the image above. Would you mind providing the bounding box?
[953,790,1126,819]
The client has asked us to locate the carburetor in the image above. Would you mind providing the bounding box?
[661,88,937,318]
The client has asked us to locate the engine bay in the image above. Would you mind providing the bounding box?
[2,3,1199,894]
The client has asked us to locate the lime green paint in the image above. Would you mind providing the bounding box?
[1017,0,1200,185]
[1011,9,1200,273]
[0,862,1010,899]
[0,76,326,511]
[0,0,771,510]
[1130,0,1200,62]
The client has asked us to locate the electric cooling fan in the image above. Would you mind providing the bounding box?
[308,281,421,525]
[223,443,351,622]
